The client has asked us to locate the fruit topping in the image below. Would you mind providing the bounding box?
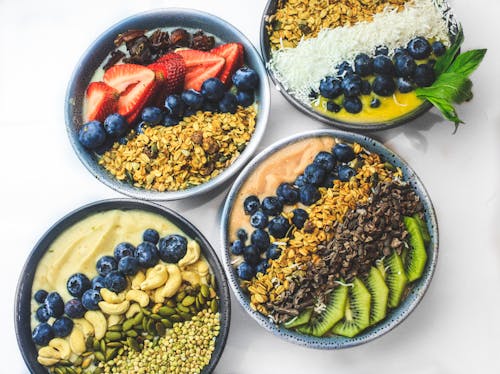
[34,289,48,304]
[354,53,373,77]
[276,183,299,205]
[142,228,160,244]
[158,234,188,263]
[236,90,255,107]
[136,241,159,268]
[251,229,271,252]
[104,270,127,293]
[250,211,268,229]
[243,195,260,215]
[84,82,119,122]
[96,255,118,276]
[32,323,54,346]
[103,113,128,138]
[261,196,283,216]
[407,36,432,60]
[218,92,238,114]
[181,89,204,109]
[343,96,362,114]
[291,208,308,229]
[413,63,436,87]
[211,42,244,85]
[237,262,255,281]
[176,49,226,91]
[81,289,102,310]
[200,77,226,101]
[319,77,342,99]
[44,292,64,318]
[232,67,259,91]
[52,316,74,338]
[117,255,140,275]
[66,273,91,298]
[372,75,396,97]
[64,299,86,319]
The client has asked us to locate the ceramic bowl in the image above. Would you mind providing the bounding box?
[260,0,458,131]
[220,129,438,349]
[15,199,231,373]
[66,8,270,200]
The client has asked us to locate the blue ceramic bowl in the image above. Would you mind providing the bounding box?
[15,199,231,373]
[65,8,270,200]
[220,130,438,349]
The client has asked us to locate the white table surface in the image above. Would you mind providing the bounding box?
[1,0,499,372]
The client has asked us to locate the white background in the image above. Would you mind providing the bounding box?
[1,0,499,373]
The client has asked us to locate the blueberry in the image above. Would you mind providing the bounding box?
[163,115,180,127]
[237,262,255,281]
[319,77,343,99]
[231,240,245,255]
[64,299,86,319]
[96,256,117,277]
[53,317,74,338]
[276,183,299,205]
[44,292,64,318]
[343,96,363,114]
[202,100,220,113]
[93,137,115,155]
[141,229,159,245]
[291,208,308,229]
[336,61,353,76]
[407,37,432,60]
[232,67,259,91]
[237,229,248,242]
[250,211,268,229]
[104,271,128,293]
[78,121,106,149]
[32,323,54,346]
[266,244,281,260]
[370,98,381,108]
[181,89,204,109]
[397,77,414,93]
[158,234,188,263]
[326,101,341,113]
[91,276,106,291]
[141,107,164,125]
[118,256,139,276]
[299,184,321,206]
[251,229,271,252]
[255,260,269,275]
[201,78,226,101]
[354,53,373,77]
[219,92,238,114]
[375,45,389,56]
[313,151,336,171]
[373,55,396,76]
[413,64,436,87]
[134,121,148,134]
[261,196,283,216]
[165,94,185,117]
[333,143,355,162]
[394,54,417,78]
[34,289,48,304]
[243,245,260,266]
[66,273,91,298]
[341,74,362,97]
[322,173,338,188]
[268,216,291,239]
[243,195,260,215]
[236,90,255,107]
[103,113,128,138]
[36,305,50,322]
[135,242,159,268]
[81,289,102,311]
[372,75,396,97]
[361,80,372,95]
[393,47,409,58]
[338,165,356,181]
[432,41,446,57]
[294,175,307,188]
[304,164,326,186]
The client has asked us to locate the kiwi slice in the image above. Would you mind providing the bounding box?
[365,267,389,325]
[412,213,431,244]
[284,308,313,329]
[384,251,408,308]
[297,284,347,337]
[331,278,371,338]
[403,216,428,282]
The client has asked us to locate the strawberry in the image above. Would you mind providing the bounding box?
[175,49,225,91]
[211,43,244,85]
[148,53,186,106]
[84,82,119,122]
[103,64,156,119]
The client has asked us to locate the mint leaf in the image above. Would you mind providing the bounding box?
[434,26,464,76]
[448,49,487,77]
[426,96,464,131]
[416,73,473,104]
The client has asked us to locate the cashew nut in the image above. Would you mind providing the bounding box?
[48,338,71,360]
[98,300,130,315]
[37,356,59,366]
[38,346,61,360]
[157,264,182,299]
[125,303,141,319]
[186,259,210,277]
[73,318,94,337]
[178,240,201,267]
[140,264,169,291]
[84,310,107,340]
[100,288,126,303]
[69,327,86,355]
[126,289,150,307]
[181,270,202,286]
[107,314,123,327]
[131,270,146,290]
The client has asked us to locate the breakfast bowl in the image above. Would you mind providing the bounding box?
[221,129,438,348]
[15,199,230,373]
[66,8,270,200]
[260,0,458,131]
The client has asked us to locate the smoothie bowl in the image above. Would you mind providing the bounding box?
[16,200,230,373]
[261,0,458,131]
[221,130,438,348]
[66,9,270,200]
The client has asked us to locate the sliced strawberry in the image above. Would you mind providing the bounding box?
[148,53,186,106]
[84,81,119,122]
[211,43,244,85]
[175,49,225,91]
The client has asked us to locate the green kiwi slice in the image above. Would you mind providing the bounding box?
[331,278,371,338]
[283,308,313,329]
[384,251,408,308]
[365,267,389,325]
[412,214,431,244]
[297,284,347,337]
[403,216,428,282]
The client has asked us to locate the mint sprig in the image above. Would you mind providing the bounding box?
[415,26,486,132]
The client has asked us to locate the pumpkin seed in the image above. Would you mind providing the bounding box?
[210,274,216,288]
[210,299,218,313]
[170,314,182,322]
[81,357,92,369]
[127,337,141,352]
[142,316,148,331]
[182,295,196,306]
[146,319,157,335]
[133,312,144,325]
[106,341,122,348]
[54,367,64,374]
[105,347,119,361]
[166,299,176,308]
[150,313,162,321]
[134,323,143,331]
[178,311,192,320]
[161,318,173,328]
[176,304,190,313]
[107,324,122,332]
[141,308,151,316]
[175,291,186,302]
[86,336,94,350]
[125,330,138,337]
[155,321,166,336]
[122,318,135,331]
[67,367,77,374]
[158,306,175,316]
[105,331,122,342]
[92,339,100,352]
[82,351,93,357]
[100,339,106,353]
[200,284,210,298]
[94,351,105,362]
